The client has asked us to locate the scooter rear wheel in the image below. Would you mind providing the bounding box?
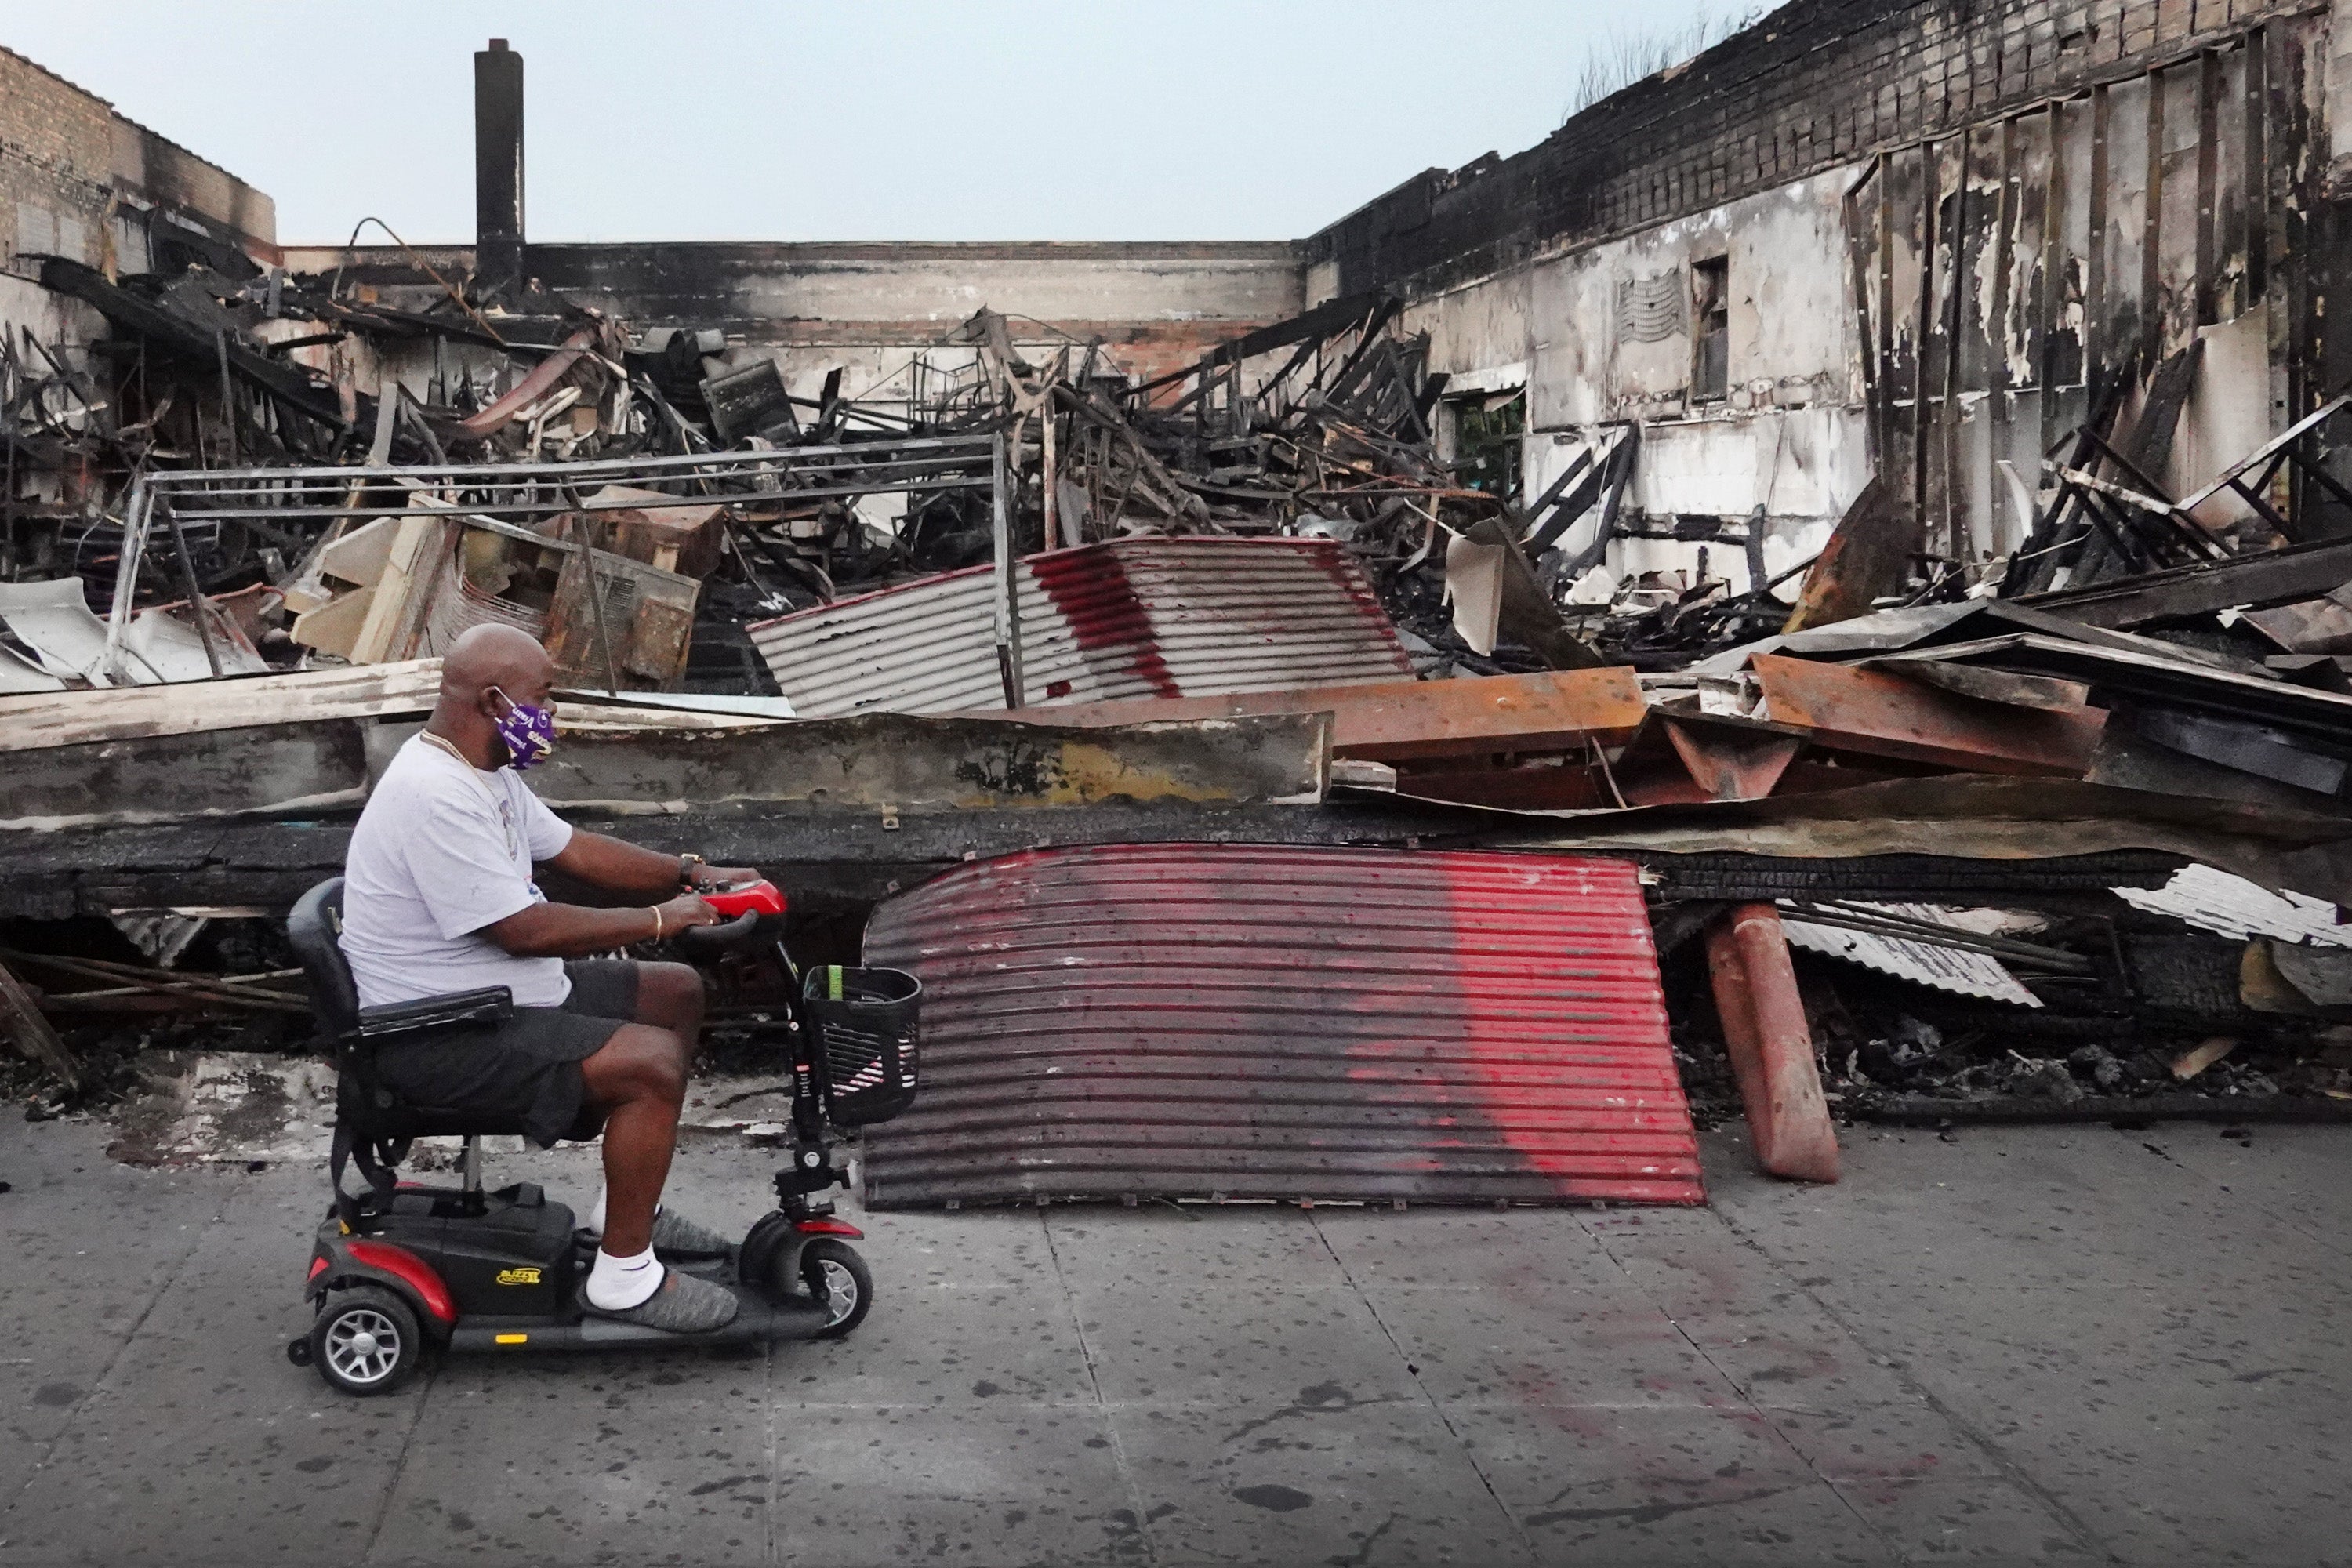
[310,1286,422,1396]
[800,1239,873,1338]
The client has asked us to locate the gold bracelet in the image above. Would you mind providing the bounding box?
[650,906,664,941]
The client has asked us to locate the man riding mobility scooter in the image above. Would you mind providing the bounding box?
[283,875,920,1395]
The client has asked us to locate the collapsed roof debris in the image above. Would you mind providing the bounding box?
[13,8,2352,1203]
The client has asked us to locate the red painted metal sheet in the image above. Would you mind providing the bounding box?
[858,845,1702,1208]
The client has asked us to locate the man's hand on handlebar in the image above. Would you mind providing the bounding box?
[690,864,763,893]
[657,891,724,932]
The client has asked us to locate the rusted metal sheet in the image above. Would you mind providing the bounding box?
[1612,710,1807,807]
[1751,653,2106,775]
[995,666,1648,759]
[1781,477,1911,634]
[857,844,1702,1207]
[746,538,1411,718]
[1388,760,1613,811]
[1662,713,1802,802]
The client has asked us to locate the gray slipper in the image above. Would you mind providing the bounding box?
[583,1267,740,1333]
[650,1206,735,1260]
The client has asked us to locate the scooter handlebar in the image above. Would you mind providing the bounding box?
[702,880,786,918]
[677,909,760,952]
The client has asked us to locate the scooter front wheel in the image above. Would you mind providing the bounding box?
[310,1286,422,1396]
[800,1239,873,1338]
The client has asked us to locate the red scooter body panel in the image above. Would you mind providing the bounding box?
[705,880,787,918]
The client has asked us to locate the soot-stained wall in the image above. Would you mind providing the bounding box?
[1333,0,2341,591]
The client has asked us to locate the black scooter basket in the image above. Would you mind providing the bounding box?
[802,965,921,1127]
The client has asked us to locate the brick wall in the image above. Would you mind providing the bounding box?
[0,45,276,290]
[1305,0,2314,299]
[0,47,115,277]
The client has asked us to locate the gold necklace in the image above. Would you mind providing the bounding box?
[418,731,476,768]
[416,731,517,856]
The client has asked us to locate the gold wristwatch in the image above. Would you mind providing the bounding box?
[677,852,706,889]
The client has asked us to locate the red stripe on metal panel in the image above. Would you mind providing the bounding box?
[745,538,1411,717]
[858,845,1702,1208]
[1027,545,1179,696]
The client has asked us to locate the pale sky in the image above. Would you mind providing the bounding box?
[9,2,1741,248]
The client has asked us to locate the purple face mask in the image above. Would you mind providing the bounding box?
[488,688,557,770]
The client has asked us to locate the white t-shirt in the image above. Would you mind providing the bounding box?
[339,734,577,1009]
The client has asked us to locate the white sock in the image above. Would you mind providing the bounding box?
[584,1186,658,1238]
[585,1244,663,1311]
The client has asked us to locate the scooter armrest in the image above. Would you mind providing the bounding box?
[355,987,515,1040]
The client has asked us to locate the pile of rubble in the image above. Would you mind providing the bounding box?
[9,262,2352,1200]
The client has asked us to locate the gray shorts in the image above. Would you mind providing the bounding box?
[369,959,641,1148]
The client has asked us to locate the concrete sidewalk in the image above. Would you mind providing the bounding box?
[2,1115,2347,1566]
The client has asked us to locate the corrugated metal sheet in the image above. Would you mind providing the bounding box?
[1779,902,2040,1006]
[746,537,1412,718]
[858,845,1702,1208]
[2117,863,2352,948]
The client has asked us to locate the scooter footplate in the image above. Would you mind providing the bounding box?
[446,1281,829,1354]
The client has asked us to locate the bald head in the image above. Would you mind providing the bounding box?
[441,624,554,706]
[428,625,556,768]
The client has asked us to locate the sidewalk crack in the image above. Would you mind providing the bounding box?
[1305,1212,1536,1565]
[1041,1207,1157,1565]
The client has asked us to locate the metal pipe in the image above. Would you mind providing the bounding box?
[991,432,1022,708]
[154,463,997,505]
[161,499,224,679]
[100,475,149,684]
[141,433,1000,489]
[1708,904,1841,1183]
[457,328,595,438]
[566,502,623,695]
[1787,902,2093,972]
[157,474,993,522]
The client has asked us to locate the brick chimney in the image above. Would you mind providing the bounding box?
[474,38,524,296]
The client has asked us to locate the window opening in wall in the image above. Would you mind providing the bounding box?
[1692,256,1729,402]
[1452,390,1524,505]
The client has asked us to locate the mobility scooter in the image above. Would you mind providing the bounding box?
[281,876,919,1396]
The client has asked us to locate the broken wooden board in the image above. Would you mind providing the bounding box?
[586,485,727,579]
[0,659,445,754]
[289,582,376,659]
[348,512,459,664]
[0,956,82,1089]
[1001,667,1648,760]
